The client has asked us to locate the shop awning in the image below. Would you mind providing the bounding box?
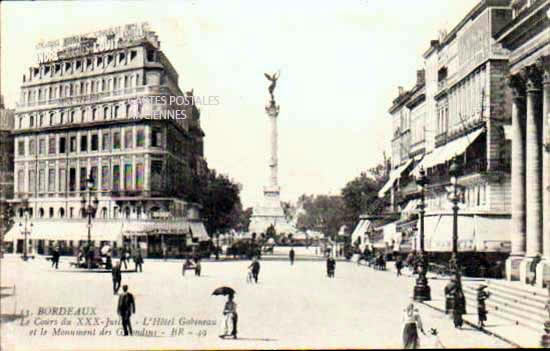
[423,128,485,169]
[124,220,190,236]
[351,219,369,241]
[188,222,210,241]
[378,159,414,198]
[474,216,511,252]
[424,214,510,252]
[4,220,124,242]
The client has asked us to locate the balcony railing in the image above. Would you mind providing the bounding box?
[17,85,172,109]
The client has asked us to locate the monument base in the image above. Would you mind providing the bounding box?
[506,255,524,281]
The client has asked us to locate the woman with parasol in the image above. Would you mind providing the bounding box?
[212,287,238,339]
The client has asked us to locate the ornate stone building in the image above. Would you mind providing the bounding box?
[0,96,15,255]
[5,23,209,257]
[496,0,550,286]
[377,0,515,271]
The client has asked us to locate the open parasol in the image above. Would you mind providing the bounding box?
[212,286,236,296]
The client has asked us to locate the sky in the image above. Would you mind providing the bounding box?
[0,0,480,208]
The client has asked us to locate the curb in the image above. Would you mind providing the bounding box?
[420,300,522,348]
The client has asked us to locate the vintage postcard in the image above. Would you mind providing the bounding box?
[1,0,549,350]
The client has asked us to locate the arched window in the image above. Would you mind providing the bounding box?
[39,114,44,126]
[18,117,23,129]
[92,108,97,121]
[49,113,54,126]
[80,82,84,95]
[101,207,107,219]
[125,104,130,118]
[114,105,119,118]
[125,207,131,219]
[30,115,34,127]
[60,112,64,124]
[18,208,24,217]
[59,208,65,218]
[49,207,54,218]
[39,208,45,218]
[104,106,109,119]
[70,111,75,123]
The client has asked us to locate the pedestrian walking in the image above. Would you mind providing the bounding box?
[51,247,60,269]
[220,293,238,339]
[289,248,295,265]
[444,277,457,314]
[477,285,490,328]
[401,301,425,349]
[248,257,260,283]
[117,284,136,336]
[395,257,403,276]
[326,255,336,278]
[133,250,143,272]
[120,247,128,270]
[112,261,122,295]
[453,286,466,329]
[195,258,202,276]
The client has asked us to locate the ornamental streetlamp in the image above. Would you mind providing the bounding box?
[447,156,464,316]
[413,167,431,301]
[18,198,33,261]
[81,173,99,269]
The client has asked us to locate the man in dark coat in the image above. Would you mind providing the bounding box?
[51,247,60,269]
[133,250,143,272]
[530,254,542,285]
[477,285,490,328]
[326,255,336,278]
[117,284,136,336]
[248,257,260,283]
[395,257,403,276]
[112,261,122,295]
[289,248,295,265]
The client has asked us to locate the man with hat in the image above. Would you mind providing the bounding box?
[477,284,490,328]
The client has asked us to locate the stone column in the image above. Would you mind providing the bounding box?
[521,65,544,284]
[537,57,550,288]
[506,74,527,281]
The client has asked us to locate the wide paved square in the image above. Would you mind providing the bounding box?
[1,256,510,350]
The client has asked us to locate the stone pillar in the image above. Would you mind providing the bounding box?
[537,57,550,288]
[507,74,527,281]
[520,65,544,284]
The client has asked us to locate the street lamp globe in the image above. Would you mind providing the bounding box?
[416,167,428,190]
[449,156,461,185]
[87,176,94,190]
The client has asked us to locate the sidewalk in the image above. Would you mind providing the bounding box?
[367,260,542,348]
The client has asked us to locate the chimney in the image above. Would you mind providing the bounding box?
[416,69,425,86]
[398,86,404,96]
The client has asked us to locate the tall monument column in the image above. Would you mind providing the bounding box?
[249,72,294,236]
[507,73,527,281]
[520,64,543,284]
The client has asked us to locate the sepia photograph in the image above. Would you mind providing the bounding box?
[0,0,549,349]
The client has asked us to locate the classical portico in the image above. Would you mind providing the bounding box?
[507,58,550,286]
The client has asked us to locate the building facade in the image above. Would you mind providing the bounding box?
[6,23,209,258]
[495,0,550,286]
[0,96,15,256]
[378,0,515,274]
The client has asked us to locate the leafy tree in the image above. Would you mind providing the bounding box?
[341,171,387,230]
[295,195,347,240]
[198,169,243,236]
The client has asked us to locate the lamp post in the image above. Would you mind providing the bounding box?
[18,198,32,261]
[413,167,431,301]
[81,173,99,269]
[447,156,464,315]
